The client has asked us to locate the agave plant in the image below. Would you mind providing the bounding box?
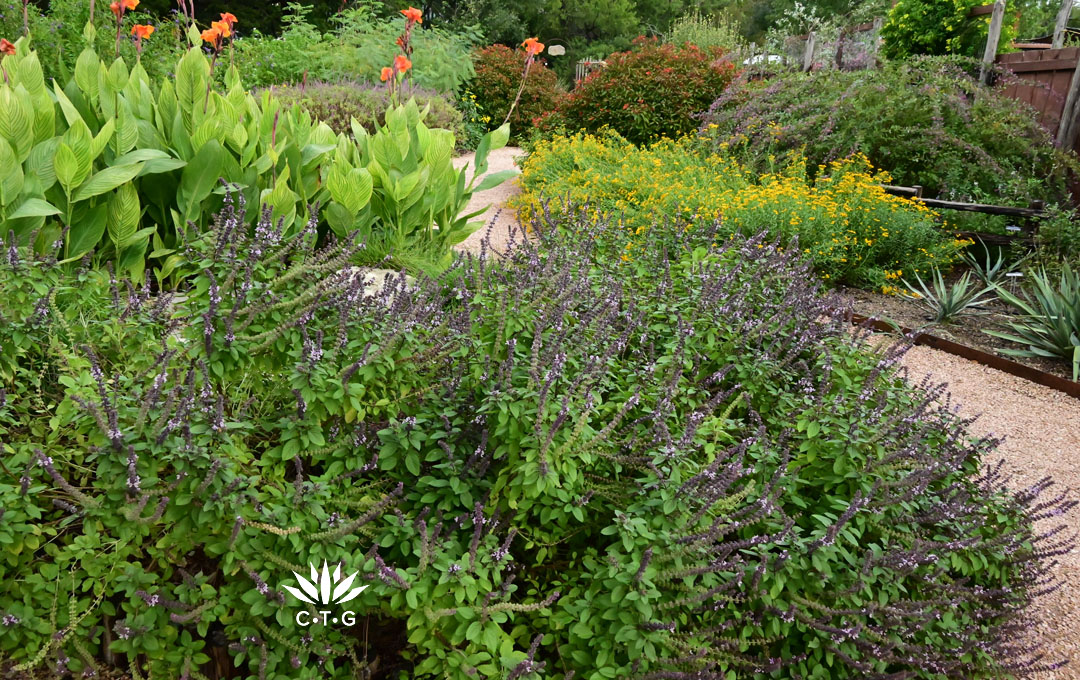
[987,263,1080,380]
[901,268,996,324]
[960,238,1031,287]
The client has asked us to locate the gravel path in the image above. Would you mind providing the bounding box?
[899,346,1080,677]
[451,146,525,254]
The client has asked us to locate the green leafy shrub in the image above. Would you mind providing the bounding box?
[468,43,564,143]
[0,203,1070,678]
[700,56,1077,207]
[268,81,464,142]
[881,0,1017,60]
[665,9,745,51]
[537,37,737,145]
[0,29,513,280]
[0,0,184,83]
[514,131,967,290]
[232,6,478,92]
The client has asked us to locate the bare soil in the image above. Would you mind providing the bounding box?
[836,283,1074,381]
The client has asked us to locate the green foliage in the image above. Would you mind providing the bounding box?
[231,6,479,92]
[469,44,564,143]
[1034,204,1080,267]
[0,30,512,280]
[0,0,184,84]
[961,238,1031,287]
[538,38,738,145]
[0,205,1056,678]
[701,57,1078,207]
[268,81,465,145]
[988,263,1080,380]
[666,9,746,51]
[881,0,1017,59]
[901,268,996,324]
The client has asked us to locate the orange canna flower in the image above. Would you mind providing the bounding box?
[522,37,544,57]
[220,12,238,26]
[110,2,121,17]
[201,26,222,44]
[393,54,412,74]
[123,0,139,9]
[0,38,15,56]
[131,24,155,39]
[211,20,232,38]
[400,7,422,23]
[380,66,393,82]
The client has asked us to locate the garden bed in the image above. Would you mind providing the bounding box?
[836,284,1076,382]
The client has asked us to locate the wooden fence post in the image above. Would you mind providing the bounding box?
[1054,0,1073,49]
[980,0,1006,84]
[1056,55,1080,148]
[871,17,884,62]
[803,31,816,72]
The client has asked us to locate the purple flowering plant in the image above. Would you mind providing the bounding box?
[699,56,1078,208]
[0,196,1073,679]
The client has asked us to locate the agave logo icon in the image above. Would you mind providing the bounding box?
[283,561,368,627]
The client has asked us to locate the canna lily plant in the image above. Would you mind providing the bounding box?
[0,10,515,281]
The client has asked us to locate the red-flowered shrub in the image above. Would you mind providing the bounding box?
[470,44,565,142]
[539,37,738,145]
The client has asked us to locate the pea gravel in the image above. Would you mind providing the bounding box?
[899,345,1080,678]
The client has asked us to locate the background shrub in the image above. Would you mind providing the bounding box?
[881,0,1017,60]
[700,57,1077,207]
[514,131,966,290]
[231,6,479,92]
[537,37,737,145]
[0,205,1068,679]
[269,81,465,143]
[468,44,564,143]
[665,9,747,51]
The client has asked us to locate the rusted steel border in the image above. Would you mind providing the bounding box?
[848,312,1080,399]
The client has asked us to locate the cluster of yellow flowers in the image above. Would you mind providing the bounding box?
[514,133,969,290]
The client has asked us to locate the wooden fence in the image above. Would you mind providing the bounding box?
[996,46,1080,143]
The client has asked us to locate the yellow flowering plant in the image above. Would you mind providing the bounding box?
[515,132,968,289]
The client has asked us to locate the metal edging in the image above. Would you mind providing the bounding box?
[847,312,1080,400]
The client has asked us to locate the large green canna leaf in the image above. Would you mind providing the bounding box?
[74,47,101,102]
[53,143,81,195]
[7,198,61,219]
[177,140,224,222]
[73,163,145,202]
[0,86,33,161]
[64,202,107,260]
[108,183,142,249]
[0,138,25,207]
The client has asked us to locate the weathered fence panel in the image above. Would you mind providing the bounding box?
[997,46,1080,139]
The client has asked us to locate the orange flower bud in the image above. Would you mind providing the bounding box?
[110,2,121,17]
[0,38,15,56]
